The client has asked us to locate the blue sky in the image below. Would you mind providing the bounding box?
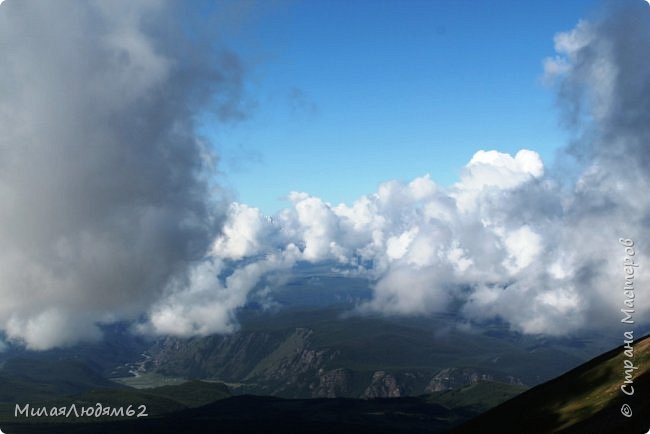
[203,0,602,215]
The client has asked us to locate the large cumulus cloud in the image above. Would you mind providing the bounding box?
[0,0,246,349]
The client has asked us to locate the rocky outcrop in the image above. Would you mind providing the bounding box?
[149,330,290,380]
[311,368,351,398]
[144,323,528,399]
[243,328,332,396]
[362,371,402,398]
[425,368,523,392]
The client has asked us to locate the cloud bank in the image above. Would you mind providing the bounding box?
[2,1,649,349]
[0,0,246,349]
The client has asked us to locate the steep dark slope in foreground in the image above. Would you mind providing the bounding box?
[451,334,650,434]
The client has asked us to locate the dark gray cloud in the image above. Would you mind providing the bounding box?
[0,0,247,349]
[559,3,650,171]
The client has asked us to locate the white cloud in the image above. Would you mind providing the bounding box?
[205,149,556,326]
[502,226,543,274]
[447,242,473,273]
[360,266,451,316]
[386,228,419,261]
[212,203,267,260]
[142,245,299,337]
[543,21,593,81]
[464,149,543,187]
[6,310,102,350]
[452,149,544,213]
[293,194,339,261]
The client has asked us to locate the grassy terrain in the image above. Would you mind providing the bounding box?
[0,358,125,402]
[451,335,650,434]
[112,372,187,389]
[0,358,232,424]
[425,381,528,414]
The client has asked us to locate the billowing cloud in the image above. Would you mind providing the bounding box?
[140,244,299,337]
[211,203,269,260]
[211,152,563,331]
[0,0,247,349]
[203,2,650,337]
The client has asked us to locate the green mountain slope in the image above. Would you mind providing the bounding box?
[144,307,615,399]
[450,334,650,434]
[0,358,125,402]
[61,380,232,417]
[0,357,232,425]
[425,380,528,414]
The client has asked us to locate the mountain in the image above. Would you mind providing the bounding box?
[0,323,151,378]
[0,365,232,425]
[60,380,232,417]
[450,334,650,434]
[0,358,125,402]
[0,327,643,433]
[425,380,528,414]
[0,353,521,434]
[139,306,615,399]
